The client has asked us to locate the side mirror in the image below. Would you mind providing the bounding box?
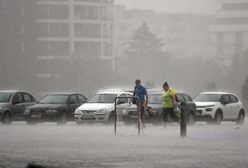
[12,100,20,105]
[69,101,76,105]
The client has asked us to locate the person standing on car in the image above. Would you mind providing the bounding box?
[133,79,148,128]
[161,82,178,125]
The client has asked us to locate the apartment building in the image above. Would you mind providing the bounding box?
[210,0,248,63]
[36,0,114,80]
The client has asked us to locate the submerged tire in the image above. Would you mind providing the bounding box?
[2,112,11,125]
[57,112,67,125]
[187,112,195,125]
[108,112,115,124]
[236,110,245,125]
[214,111,222,125]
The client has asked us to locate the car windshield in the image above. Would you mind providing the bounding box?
[193,94,222,102]
[87,94,117,104]
[149,94,162,104]
[0,92,12,102]
[39,95,68,104]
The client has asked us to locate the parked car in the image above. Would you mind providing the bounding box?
[0,90,36,124]
[122,91,197,125]
[74,89,134,124]
[24,93,87,124]
[193,92,245,124]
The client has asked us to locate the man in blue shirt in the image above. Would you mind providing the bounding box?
[133,79,148,127]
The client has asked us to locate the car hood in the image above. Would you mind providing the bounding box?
[194,102,218,108]
[0,102,10,107]
[78,103,113,111]
[27,103,65,110]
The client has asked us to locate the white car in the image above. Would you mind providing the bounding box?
[74,89,134,123]
[193,92,245,124]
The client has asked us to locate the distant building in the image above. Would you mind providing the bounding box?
[0,0,115,93]
[210,0,248,65]
[36,0,114,79]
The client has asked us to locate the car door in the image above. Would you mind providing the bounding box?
[76,94,87,105]
[116,94,130,119]
[68,94,80,115]
[22,92,36,107]
[10,92,25,120]
[220,94,232,120]
[229,95,240,119]
[176,93,186,104]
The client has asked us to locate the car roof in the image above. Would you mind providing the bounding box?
[200,92,234,95]
[0,90,29,93]
[46,92,82,96]
[148,91,187,95]
[97,89,133,94]
[97,91,132,95]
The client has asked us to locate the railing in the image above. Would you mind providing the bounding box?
[114,96,188,137]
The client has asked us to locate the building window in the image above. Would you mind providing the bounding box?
[75,24,101,38]
[75,42,100,57]
[218,17,248,24]
[103,42,112,56]
[74,6,98,20]
[222,3,248,11]
[217,32,224,43]
[37,4,69,19]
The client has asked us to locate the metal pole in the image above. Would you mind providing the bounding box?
[180,102,187,137]
[137,98,141,135]
[114,97,117,136]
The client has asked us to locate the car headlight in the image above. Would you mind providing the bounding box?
[98,109,107,113]
[74,108,82,115]
[46,109,58,113]
[205,108,213,112]
[24,109,30,114]
[0,107,3,111]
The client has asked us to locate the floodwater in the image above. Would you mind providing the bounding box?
[0,121,248,168]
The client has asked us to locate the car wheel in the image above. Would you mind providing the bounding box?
[214,111,222,125]
[76,121,83,125]
[187,112,195,125]
[57,112,67,125]
[26,120,37,125]
[2,112,11,125]
[236,110,245,125]
[108,112,115,124]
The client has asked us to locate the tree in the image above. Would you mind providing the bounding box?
[125,22,168,80]
[242,76,248,101]
[126,22,164,58]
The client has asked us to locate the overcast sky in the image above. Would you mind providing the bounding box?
[115,0,220,14]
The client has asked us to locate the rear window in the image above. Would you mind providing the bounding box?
[0,92,13,102]
[230,95,238,103]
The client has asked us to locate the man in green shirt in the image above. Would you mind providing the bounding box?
[161,82,179,124]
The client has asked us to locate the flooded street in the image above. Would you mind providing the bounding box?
[0,121,248,168]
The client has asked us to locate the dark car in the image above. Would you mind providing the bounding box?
[0,90,36,124]
[24,93,87,124]
[122,91,196,125]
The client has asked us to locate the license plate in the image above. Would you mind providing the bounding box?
[83,115,93,119]
[31,114,41,118]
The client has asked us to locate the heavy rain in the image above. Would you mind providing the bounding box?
[0,0,248,168]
